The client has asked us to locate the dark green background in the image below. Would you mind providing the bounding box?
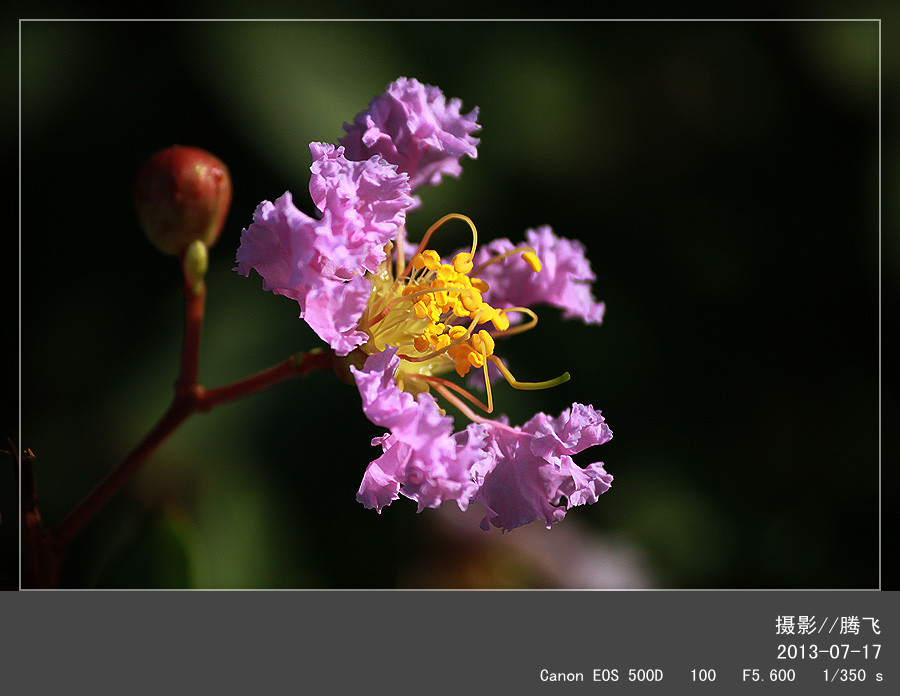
[13,19,887,588]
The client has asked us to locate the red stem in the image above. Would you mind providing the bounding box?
[177,277,205,393]
[201,349,333,410]
[46,276,335,554]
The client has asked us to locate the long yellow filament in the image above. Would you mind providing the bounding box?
[487,355,570,390]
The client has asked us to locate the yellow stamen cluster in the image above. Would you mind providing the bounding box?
[357,213,570,416]
[406,249,508,377]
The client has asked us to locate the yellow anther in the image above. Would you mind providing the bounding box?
[461,289,483,313]
[420,250,441,271]
[451,301,470,318]
[471,329,495,355]
[452,252,474,274]
[448,325,468,341]
[414,335,430,353]
[474,304,494,324]
[521,250,542,273]
[471,278,490,293]
[491,309,510,332]
[447,340,478,377]
[414,301,430,320]
[436,263,457,281]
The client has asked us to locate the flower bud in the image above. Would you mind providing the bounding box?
[133,145,232,256]
[182,239,209,295]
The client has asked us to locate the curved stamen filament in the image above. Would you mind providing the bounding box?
[399,213,478,280]
[419,377,530,435]
[423,378,491,425]
[487,355,570,391]
[410,373,492,414]
[471,245,539,277]
[421,378,532,437]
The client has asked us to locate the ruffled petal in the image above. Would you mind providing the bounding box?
[353,353,613,529]
[524,402,614,463]
[351,347,420,429]
[301,275,371,356]
[307,143,414,277]
[475,445,570,532]
[351,349,479,512]
[235,146,413,354]
[470,404,613,532]
[356,434,403,512]
[340,77,480,191]
[473,225,606,325]
[234,192,318,304]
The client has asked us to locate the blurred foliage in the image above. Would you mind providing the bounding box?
[14,18,887,589]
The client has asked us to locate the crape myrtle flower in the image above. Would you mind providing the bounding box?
[236,77,613,531]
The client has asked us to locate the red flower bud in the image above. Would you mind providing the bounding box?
[133,145,232,256]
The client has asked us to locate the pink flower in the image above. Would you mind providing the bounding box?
[339,77,480,192]
[237,77,615,532]
[473,225,606,325]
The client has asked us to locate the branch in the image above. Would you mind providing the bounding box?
[48,348,334,551]
[30,251,338,586]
